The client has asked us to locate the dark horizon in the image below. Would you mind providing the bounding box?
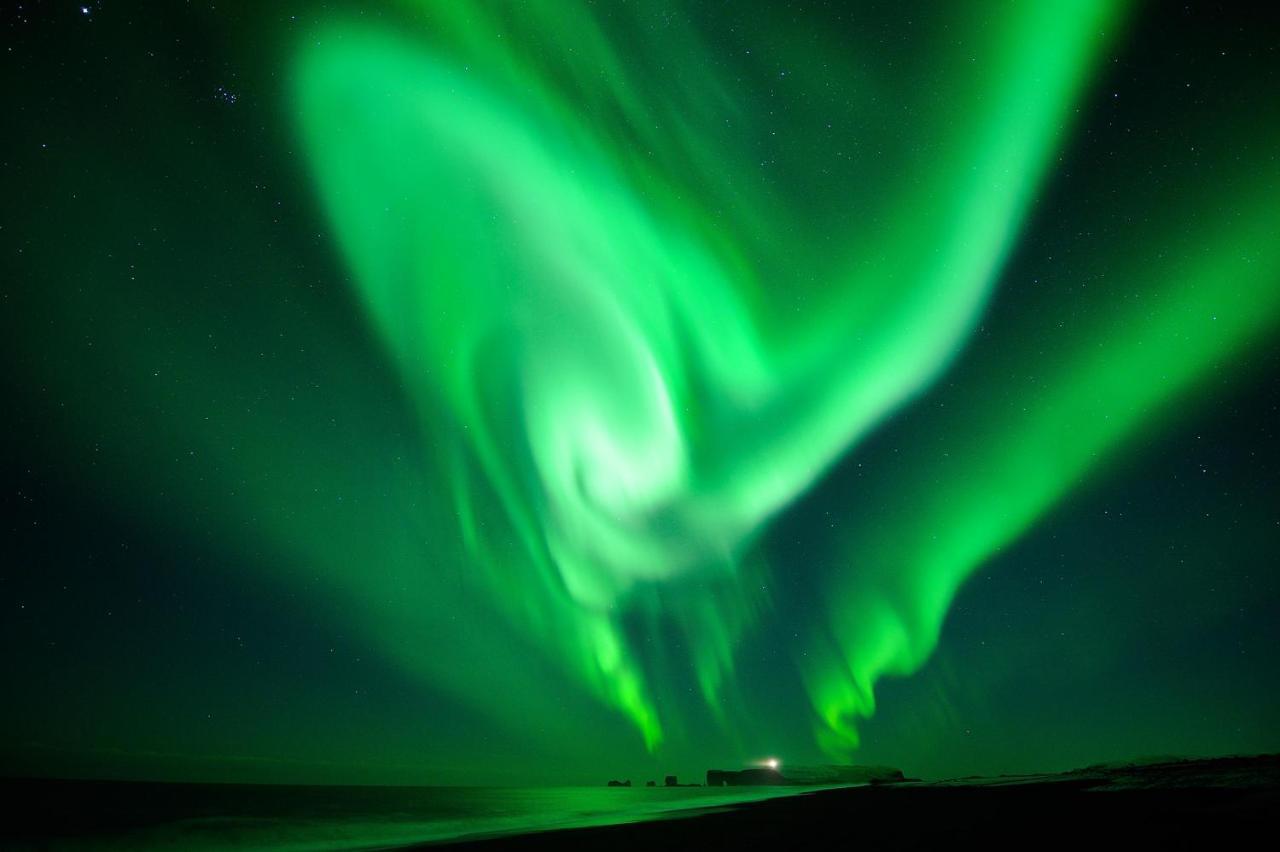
[5,747,1277,790]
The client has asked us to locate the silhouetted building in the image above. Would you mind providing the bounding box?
[607,779,632,787]
[646,780,656,787]
[664,775,678,787]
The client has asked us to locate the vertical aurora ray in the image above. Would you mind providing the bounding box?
[804,168,1280,754]
[292,0,1123,747]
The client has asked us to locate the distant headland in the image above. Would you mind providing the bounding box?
[607,764,906,787]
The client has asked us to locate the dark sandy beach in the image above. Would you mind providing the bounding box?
[431,755,1280,850]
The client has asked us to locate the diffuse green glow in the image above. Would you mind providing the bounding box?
[293,0,1123,748]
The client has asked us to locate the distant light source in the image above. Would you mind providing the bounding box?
[766,758,779,770]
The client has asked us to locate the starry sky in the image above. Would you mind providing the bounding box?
[2,1,1278,786]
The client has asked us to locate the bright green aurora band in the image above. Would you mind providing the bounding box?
[10,0,1280,783]
[289,0,1280,758]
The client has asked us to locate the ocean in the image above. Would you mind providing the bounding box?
[3,779,831,850]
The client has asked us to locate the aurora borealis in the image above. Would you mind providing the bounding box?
[3,1,1279,786]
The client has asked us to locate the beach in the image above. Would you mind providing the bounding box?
[437,755,1280,849]
[4,755,1276,850]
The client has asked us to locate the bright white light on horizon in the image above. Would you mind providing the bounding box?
[753,757,780,770]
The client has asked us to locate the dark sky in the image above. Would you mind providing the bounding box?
[2,1,1278,785]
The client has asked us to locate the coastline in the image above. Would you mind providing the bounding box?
[0,778,839,851]
[3,755,1275,850]
[427,755,1280,849]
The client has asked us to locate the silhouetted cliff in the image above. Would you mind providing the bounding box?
[706,765,904,786]
[706,767,786,786]
[781,765,905,785]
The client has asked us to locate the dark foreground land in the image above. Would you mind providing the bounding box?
[0,755,1275,849]
[432,755,1280,850]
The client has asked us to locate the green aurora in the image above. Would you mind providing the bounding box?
[3,1,1279,784]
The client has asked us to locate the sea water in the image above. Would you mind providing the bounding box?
[6,779,835,851]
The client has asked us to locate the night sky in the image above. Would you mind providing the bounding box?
[3,1,1278,787]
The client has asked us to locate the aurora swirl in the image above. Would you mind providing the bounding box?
[293,0,1278,754]
[4,0,1279,782]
